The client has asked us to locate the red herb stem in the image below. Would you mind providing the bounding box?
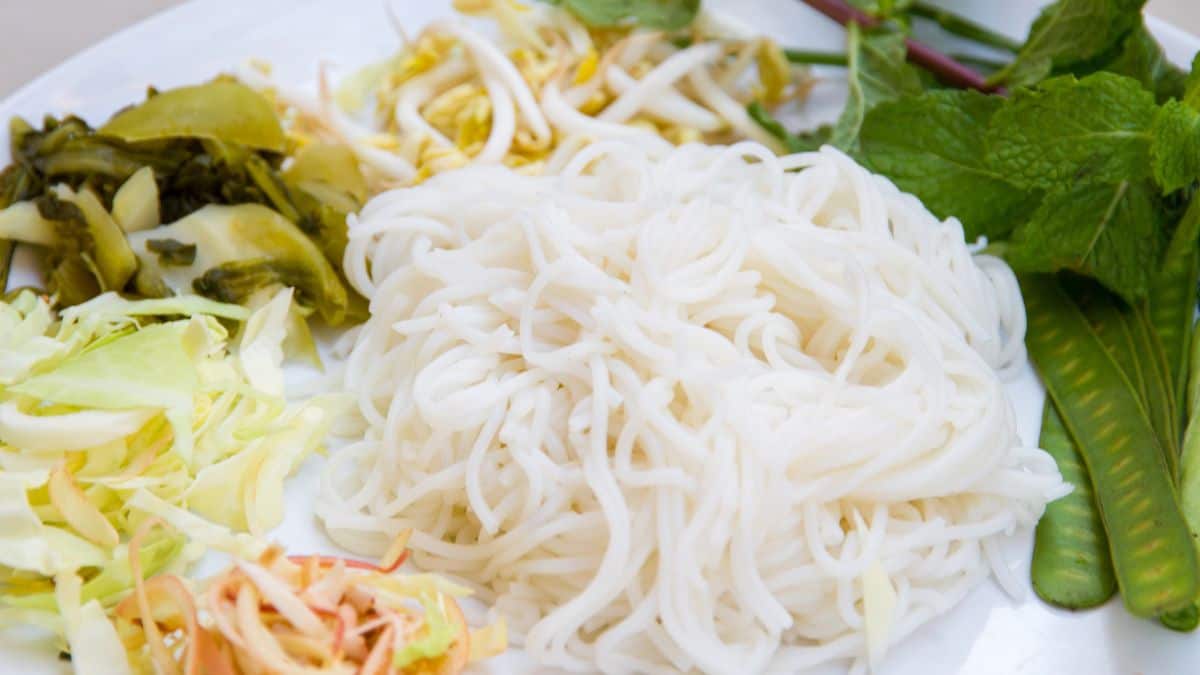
[800,0,1005,94]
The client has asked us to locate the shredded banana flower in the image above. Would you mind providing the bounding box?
[113,521,506,675]
[241,0,814,190]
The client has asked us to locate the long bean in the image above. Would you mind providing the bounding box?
[1023,275,1198,617]
[1031,401,1117,608]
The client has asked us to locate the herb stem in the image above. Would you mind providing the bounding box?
[798,0,1003,93]
[949,52,1011,75]
[909,2,1022,54]
[783,49,849,66]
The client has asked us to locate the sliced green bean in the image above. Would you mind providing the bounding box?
[1023,275,1199,617]
[1032,400,1117,608]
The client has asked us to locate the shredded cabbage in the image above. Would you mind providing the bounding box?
[392,589,458,668]
[56,572,134,675]
[0,288,338,660]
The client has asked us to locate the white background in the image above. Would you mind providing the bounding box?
[0,0,1198,98]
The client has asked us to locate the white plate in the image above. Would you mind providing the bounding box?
[1,1,1197,673]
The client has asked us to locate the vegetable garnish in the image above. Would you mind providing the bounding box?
[795,0,1200,632]
[110,521,504,675]
[0,288,344,640]
[0,79,363,322]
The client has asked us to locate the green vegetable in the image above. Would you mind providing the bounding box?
[907,2,1021,53]
[831,24,923,151]
[1132,308,1182,467]
[1151,100,1200,194]
[145,238,197,267]
[859,90,1037,239]
[127,204,348,324]
[985,73,1156,191]
[32,185,140,303]
[111,166,159,233]
[8,321,199,462]
[1182,330,1200,560]
[783,49,848,67]
[1031,401,1117,608]
[1161,604,1200,632]
[2,85,364,320]
[1063,277,1179,476]
[1088,24,1188,103]
[0,289,337,625]
[1146,196,1200,421]
[100,80,285,153]
[1185,54,1200,110]
[995,0,1147,88]
[282,143,368,211]
[1007,180,1165,304]
[0,240,12,291]
[538,0,698,30]
[0,201,57,246]
[746,102,817,153]
[391,589,460,668]
[1023,274,1198,618]
[58,186,138,289]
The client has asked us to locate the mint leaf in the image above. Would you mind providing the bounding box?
[998,0,1147,88]
[986,73,1156,191]
[1008,180,1166,302]
[539,0,698,30]
[1090,24,1187,103]
[1185,54,1200,110]
[831,24,923,152]
[859,90,1037,239]
[1151,100,1200,194]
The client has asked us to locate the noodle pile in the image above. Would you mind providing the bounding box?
[319,141,1067,674]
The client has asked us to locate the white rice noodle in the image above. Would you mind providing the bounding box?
[321,141,1065,675]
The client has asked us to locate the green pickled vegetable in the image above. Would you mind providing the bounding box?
[111,165,160,232]
[0,201,57,247]
[127,204,348,324]
[0,240,12,291]
[54,186,138,292]
[145,238,197,266]
[283,143,368,209]
[1032,401,1117,608]
[1023,274,1198,618]
[100,80,285,152]
[2,82,365,320]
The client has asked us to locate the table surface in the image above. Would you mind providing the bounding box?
[0,0,1197,99]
